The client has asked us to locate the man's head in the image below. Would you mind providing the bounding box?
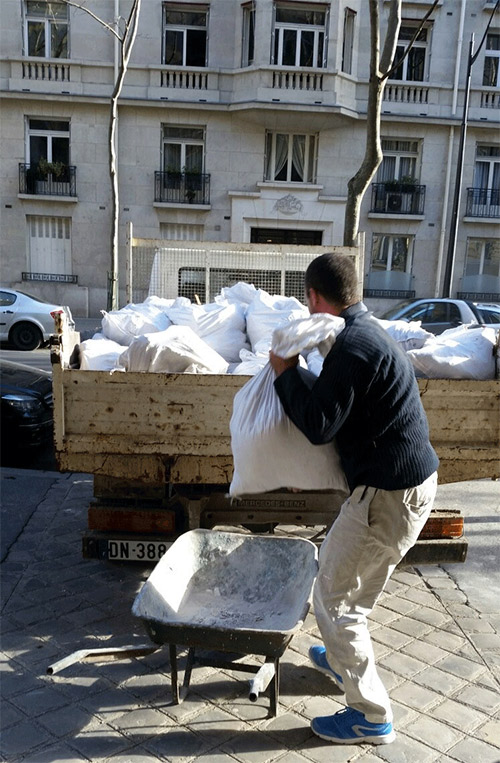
[305,252,359,315]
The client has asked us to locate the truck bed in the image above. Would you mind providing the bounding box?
[52,349,500,486]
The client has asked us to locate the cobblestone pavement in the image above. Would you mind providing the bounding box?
[1,469,499,763]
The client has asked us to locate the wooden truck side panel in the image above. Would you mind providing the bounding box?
[53,362,500,485]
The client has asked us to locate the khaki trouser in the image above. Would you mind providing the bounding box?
[312,472,438,723]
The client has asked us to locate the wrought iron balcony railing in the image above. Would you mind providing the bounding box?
[370,182,426,215]
[19,164,77,197]
[154,171,210,205]
[465,187,500,218]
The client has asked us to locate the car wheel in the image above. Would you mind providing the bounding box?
[9,322,43,351]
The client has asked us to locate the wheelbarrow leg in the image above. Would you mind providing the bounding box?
[270,658,280,718]
[169,645,196,704]
[169,644,179,704]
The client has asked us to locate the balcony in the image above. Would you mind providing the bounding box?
[19,163,77,198]
[370,182,426,215]
[154,171,210,205]
[465,188,500,218]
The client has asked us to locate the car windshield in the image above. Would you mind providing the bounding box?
[477,306,500,324]
[378,300,416,319]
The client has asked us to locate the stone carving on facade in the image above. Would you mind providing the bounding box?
[273,194,303,215]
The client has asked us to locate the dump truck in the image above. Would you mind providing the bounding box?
[51,243,500,565]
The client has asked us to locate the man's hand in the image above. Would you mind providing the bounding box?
[269,351,299,377]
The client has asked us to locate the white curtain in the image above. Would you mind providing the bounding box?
[292,135,305,181]
[274,134,289,180]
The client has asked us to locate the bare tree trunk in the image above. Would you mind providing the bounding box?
[107,0,141,311]
[343,0,439,246]
[60,0,141,311]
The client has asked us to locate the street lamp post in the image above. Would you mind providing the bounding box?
[441,0,499,298]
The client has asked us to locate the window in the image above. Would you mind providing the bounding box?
[342,8,356,74]
[24,1,68,58]
[163,4,208,67]
[376,139,419,183]
[474,145,500,190]
[250,228,322,245]
[264,132,317,182]
[391,24,429,82]
[162,125,205,174]
[371,235,413,275]
[464,240,500,279]
[160,223,204,240]
[27,118,70,167]
[483,33,500,87]
[27,215,72,275]
[272,4,327,68]
[242,2,256,66]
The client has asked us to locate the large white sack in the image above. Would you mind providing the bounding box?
[372,317,433,351]
[101,303,171,345]
[229,315,348,496]
[118,325,229,374]
[229,366,348,495]
[79,335,127,371]
[165,297,249,363]
[407,325,497,380]
[245,290,308,351]
[214,281,258,307]
[272,313,345,358]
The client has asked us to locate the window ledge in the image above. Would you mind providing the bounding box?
[367,212,425,221]
[257,181,323,191]
[153,202,211,210]
[18,194,78,203]
[463,216,500,223]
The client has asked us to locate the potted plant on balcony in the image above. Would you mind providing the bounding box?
[400,175,417,192]
[37,157,66,180]
[384,178,401,191]
[183,166,202,203]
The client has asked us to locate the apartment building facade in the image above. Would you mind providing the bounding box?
[0,0,499,316]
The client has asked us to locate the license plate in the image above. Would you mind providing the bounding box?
[107,539,172,562]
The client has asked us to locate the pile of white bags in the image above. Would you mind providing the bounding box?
[407,325,498,380]
[78,284,498,380]
[229,315,348,496]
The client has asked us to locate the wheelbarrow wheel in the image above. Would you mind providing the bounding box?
[242,522,278,534]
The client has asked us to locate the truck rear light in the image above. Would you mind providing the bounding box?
[88,505,176,534]
[418,510,464,540]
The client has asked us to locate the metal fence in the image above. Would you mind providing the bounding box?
[127,239,363,306]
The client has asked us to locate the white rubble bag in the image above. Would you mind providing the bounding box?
[79,335,127,371]
[165,297,249,363]
[371,317,433,351]
[118,325,229,374]
[245,290,308,352]
[407,325,498,380]
[229,314,348,496]
[101,303,171,346]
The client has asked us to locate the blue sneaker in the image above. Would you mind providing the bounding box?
[311,707,395,745]
[308,646,344,691]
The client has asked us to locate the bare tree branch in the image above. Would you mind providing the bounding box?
[59,0,121,40]
[383,0,440,81]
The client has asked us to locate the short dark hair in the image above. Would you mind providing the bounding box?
[305,252,359,306]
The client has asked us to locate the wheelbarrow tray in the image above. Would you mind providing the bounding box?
[132,529,318,657]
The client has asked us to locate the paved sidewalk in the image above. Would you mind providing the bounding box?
[1,468,499,763]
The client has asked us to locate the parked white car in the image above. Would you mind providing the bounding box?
[379,298,500,335]
[0,288,74,350]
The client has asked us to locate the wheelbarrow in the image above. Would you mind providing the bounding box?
[132,529,318,716]
[47,529,318,717]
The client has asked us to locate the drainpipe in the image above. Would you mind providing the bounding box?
[434,0,467,297]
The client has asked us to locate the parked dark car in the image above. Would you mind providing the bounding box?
[0,359,53,449]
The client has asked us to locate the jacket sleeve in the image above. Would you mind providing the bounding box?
[273,352,356,445]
